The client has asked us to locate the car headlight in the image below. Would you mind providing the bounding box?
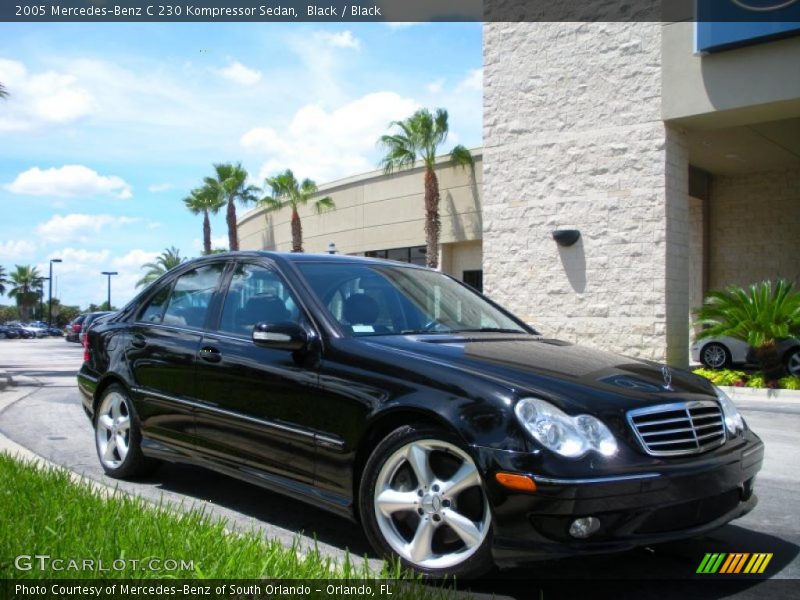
[514,398,618,458]
[714,386,745,435]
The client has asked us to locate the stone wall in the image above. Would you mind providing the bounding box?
[708,168,800,291]
[483,22,690,364]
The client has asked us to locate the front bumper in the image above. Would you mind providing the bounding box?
[473,432,764,567]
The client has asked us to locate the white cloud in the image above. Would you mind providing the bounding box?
[147,183,173,193]
[218,61,263,86]
[426,79,445,95]
[458,68,482,92]
[383,22,421,30]
[0,239,37,262]
[36,213,138,244]
[39,247,159,309]
[0,58,94,132]
[315,31,361,50]
[241,91,419,183]
[6,165,132,199]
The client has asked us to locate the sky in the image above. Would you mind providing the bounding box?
[0,22,482,309]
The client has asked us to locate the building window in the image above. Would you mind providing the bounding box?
[365,245,427,266]
[462,270,483,293]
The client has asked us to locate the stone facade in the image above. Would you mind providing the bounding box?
[708,168,800,291]
[483,23,690,364]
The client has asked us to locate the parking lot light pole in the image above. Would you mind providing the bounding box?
[48,258,62,327]
[101,271,118,310]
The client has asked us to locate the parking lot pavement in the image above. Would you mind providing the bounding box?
[1,338,799,593]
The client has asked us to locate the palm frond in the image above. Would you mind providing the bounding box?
[314,196,335,214]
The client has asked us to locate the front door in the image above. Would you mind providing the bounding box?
[193,261,317,484]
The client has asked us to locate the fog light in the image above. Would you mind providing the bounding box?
[569,517,600,539]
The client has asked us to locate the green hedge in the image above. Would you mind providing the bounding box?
[693,368,800,390]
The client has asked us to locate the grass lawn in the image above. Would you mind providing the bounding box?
[0,453,389,580]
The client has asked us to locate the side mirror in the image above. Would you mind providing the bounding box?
[252,321,308,351]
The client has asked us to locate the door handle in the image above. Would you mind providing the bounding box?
[131,334,146,349]
[199,346,222,363]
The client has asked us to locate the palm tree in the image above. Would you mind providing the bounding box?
[183,186,225,255]
[696,280,800,381]
[0,82,8,99]
[261,169,335,253]
[136,247,185,288]
[203,163,260,252]
[378,108,473,269]
[8,265,42,321]
[0,265,8,296]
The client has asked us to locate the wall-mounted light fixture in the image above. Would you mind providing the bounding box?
[327,242,337,254]
[552,229,581,247]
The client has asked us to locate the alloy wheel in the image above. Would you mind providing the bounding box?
[787,350,800,377]
[373,439,491,570]
[702,344,728,369]
[95,391,131,469]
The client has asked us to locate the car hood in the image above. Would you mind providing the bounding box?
[361,333,715,408]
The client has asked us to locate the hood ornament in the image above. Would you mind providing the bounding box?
[661,366,674,391]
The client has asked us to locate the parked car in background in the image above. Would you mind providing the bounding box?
[79,252,763,578]
[47,326,64,337]
[4,324,34,339]
[692,335,800,376]
[24,322,49,338]
[0,325,16,339]
[65,314,88,343]
[78,312,113,346]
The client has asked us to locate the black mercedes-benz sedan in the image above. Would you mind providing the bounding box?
[78,252,764,577]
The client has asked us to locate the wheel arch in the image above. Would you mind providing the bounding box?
[351,406,468,521]
[92,373,131,413]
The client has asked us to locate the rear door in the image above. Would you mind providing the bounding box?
[193,260,318,484]
[127,263,226,456]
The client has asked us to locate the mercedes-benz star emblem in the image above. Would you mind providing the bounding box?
[661,366,674,391]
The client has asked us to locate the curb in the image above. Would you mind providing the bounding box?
[719,385,800,403]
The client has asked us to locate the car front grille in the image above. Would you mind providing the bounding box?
[627,400,726,457]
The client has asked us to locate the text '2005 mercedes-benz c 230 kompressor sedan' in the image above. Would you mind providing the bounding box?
[78,252,763,577]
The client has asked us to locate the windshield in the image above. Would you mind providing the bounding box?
[297,262,533,336]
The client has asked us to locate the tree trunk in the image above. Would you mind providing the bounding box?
[291,207,303,253]
[226,196,238,251]
[202,209,211,255]
[424,167,441,269]
[754,342,784,382]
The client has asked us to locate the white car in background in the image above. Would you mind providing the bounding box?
[692,336,800,376]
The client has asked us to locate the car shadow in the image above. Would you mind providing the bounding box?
[144,462,376,558]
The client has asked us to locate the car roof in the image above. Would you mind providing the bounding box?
[184,250,430,270]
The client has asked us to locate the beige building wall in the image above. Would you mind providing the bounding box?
[708,168,800,291]
[662,22,800,127]
[237,152,483,278]
[483,22,690,365]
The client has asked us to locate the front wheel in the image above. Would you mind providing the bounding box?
[359,424,494,578]
[94,384,159,478]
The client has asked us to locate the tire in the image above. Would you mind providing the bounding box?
[785,348,800,377]
[359,424,494,578]
[700,343,731,370]
[94,384,159,478]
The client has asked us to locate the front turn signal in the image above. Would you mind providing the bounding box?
[495,472,537,492]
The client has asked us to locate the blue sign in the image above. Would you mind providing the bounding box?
[696,0,800,52]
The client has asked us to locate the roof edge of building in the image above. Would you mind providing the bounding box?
[238,146,483,227]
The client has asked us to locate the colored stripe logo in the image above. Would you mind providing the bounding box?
[697,553,773,574]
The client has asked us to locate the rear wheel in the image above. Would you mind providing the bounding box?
[94,384,159,478]
[359,424,493,578]
[701,343,731,370]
